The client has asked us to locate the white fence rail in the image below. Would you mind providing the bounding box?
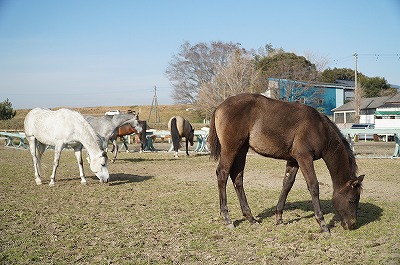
[340,128,400,158]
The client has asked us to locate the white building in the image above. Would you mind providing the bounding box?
[332,93,400,129]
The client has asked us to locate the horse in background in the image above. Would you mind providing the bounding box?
[168,116,194,157]
[208,93,364,233]
[110,120,147,157]
[24,108,109,187]
[85,112,142,162]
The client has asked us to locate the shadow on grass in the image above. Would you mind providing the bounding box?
[88,173,153,186]
[118,157,178,163]
[232,200,382,229]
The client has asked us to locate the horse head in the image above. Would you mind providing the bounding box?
[332,174,364,229]
[131,115,143,134]
[89,151,110,183]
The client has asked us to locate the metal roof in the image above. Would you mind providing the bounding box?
[333,93,400,112]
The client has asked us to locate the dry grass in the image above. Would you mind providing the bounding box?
[1,145,399,264]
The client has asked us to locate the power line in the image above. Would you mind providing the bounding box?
[330,53,400,69]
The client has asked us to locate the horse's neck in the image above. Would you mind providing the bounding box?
[323,140,354,189]
[72,115,102,155]
[112,115,135,127]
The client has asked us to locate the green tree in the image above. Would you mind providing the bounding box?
[258,52,318,81]
[360,76,392,97]
[0,98,16,120]
[321,67,359,83]
[256,49,321,102]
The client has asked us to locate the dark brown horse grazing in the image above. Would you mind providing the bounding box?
[168,116,194,157]
[208,93,364,233]
[110,120,147,161]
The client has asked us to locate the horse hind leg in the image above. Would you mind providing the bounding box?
[27,137,44,185]
[276,160,299,225]
[229,145,257,225]
[216,160,233,228]
[49,145,63,187]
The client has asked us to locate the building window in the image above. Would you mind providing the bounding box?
[335,113,344,123]
[346,112,355,123]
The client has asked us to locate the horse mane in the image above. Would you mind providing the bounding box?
[323,114,358,177]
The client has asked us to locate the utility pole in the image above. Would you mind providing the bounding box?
[354,52,361,123]
[148,86,160,123]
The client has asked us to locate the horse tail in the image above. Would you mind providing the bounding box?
[170,117,181,151]
[208,110,221,160]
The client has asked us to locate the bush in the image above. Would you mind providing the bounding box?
[0,98,16,120]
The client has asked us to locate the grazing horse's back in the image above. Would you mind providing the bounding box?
[210,93,329,161]
[25,108,83,146]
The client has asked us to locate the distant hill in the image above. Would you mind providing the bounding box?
[0,105,207,131]
[390,84,400,91]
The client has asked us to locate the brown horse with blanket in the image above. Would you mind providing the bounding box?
[168,116,194,157]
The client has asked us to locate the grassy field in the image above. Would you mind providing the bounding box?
[1,145,399,264]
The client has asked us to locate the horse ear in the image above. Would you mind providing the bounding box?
[351,174,364,188]
[358,174,365,183]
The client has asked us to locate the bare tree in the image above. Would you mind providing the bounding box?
[197,49,264,115]
[165,41,241,104]
[303,50,330,73]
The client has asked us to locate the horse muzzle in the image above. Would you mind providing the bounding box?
[342,219,357,230]
[96,172,110,183]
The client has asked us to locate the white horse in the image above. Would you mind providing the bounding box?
[24,108,109,187]
[85,113,142,162]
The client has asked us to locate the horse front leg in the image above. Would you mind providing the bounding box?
[276,160,299,225]
[297,157,330,233]
[185,139,189,156]
[111,139,118,163]
[74,145,86,185]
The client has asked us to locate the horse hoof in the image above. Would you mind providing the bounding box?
[250,219,259,225]
[49,183,55,188]
[35,178,42,185]
[81,181,87,185]
[320,226,331,234]
[226,223,235,229]
[276,219,283,225]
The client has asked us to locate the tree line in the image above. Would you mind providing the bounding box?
[165,41,395,115]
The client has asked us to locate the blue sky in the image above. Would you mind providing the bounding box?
[0,0,399,109]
